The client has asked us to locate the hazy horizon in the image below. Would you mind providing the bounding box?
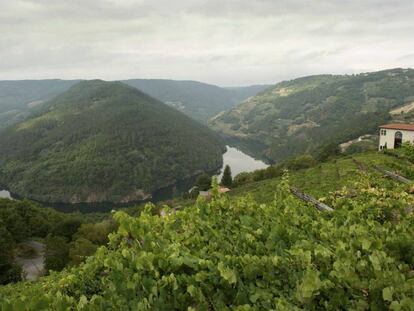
[1,0,413,86]
[0,67,413,88]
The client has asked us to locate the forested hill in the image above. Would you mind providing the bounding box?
[0,80,225,204]
[209,68,414,162]
[0,80,79,128]
[0,79,269,127]
[123,79,270,123]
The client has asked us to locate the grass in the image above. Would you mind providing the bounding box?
[229,152,413,204]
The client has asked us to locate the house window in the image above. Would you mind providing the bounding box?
[380,129,387,136]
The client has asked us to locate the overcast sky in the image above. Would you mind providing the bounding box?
[0,0,413,86]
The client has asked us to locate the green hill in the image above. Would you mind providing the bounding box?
[0,80,224,204]
[209,68,414,162]
[124,79,270,123]
[1,150,413,309]
[0,80,79,128]
[0,79,268,127]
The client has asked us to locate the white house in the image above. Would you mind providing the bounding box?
[378,123,414,150]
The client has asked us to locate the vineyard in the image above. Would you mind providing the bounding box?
[1,153,414,310]
[229,152,414,203]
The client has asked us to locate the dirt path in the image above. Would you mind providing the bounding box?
[15,241,45,281]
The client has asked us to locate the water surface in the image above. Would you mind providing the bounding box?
[217,146,268,179]
[0,189,12,199]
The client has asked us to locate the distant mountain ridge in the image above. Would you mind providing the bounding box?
[0,80,225,204]
[123,79,270,122]
[0,79,269,127]
[209,68,414,162]
[0,80,80,127]
[224,84,272,102]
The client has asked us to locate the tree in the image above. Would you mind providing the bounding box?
[45,235,70,272]
[69,238,98,266]
[0,224,22,284]
[188,186,200,199]
[315,142,340,162]
[52,219,82,240]
[195,173,212,191]
[233,172,252,187]
[73,221,117,245]
[220,165,232,187]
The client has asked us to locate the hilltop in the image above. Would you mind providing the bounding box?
[0,79,269,128]
[0,80,224,204]
[209,68,414,161]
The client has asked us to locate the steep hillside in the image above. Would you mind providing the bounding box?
[224,84,272,104]
[1,151,413,309]
[0,79,269,127]
[0,80,224,204]
[0,80,79,128]
[210,68,414,161]
[124,79,269,123]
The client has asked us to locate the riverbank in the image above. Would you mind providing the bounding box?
[0,145,268,213]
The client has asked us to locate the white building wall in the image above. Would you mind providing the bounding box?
[379,128,414,150]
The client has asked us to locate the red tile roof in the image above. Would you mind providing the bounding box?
[379,123,414,131]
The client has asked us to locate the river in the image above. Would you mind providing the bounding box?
[0,145,268,212]
[217,146,268,179]
[152,145,268,203]
[0,189,12,199]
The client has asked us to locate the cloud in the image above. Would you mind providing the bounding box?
[0,0,413,85]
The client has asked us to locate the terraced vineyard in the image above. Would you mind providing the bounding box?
[1,152,413,309]
[230,152,414,203]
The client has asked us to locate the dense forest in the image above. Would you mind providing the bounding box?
[1,147,414,309]
[0,80,225,204]
[0,198,111,285]
[210,68,414,161]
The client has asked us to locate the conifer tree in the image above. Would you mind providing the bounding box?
[220,165,232,187]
